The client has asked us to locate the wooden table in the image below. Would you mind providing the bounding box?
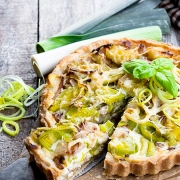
[0,0,179,176]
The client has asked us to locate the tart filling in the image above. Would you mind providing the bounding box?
[104,41,180,177]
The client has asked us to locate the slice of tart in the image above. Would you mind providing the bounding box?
[104,41,180,177]
[25,39,129,180]
[104,87,180,177]
[25,38,180,179]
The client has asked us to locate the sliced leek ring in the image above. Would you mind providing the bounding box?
[163,104,180,123]
[2,121,19,136]
[138,88,152,104]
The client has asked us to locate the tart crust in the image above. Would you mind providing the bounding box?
[104,150,180,177]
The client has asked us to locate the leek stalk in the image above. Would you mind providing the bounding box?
[32,26,162,77]
[36,0,168,53]
[88,9,170,34]
[36,26,162,53]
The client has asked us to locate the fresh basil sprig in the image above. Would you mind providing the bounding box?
[151,58,174,71]
[122,59,149,74]
[155,70,178,98]
[122,58,178,98]
[133,65,156,79]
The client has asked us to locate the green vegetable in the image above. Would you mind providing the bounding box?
[96,87,124,105]
[38,129,62,151]
[133,65,156,79]
[128,121,136,130]
[2,121,19,137]
[36,26,162,53]
[0,75,44,136]
[114,0,162,15]
[49,86,85,112]
[140,137,156,157]
[66,107,99,124]
[140,121,165,142]
[0,103,26,121]
[89,9,170,35]
[36,1,170,53]
[139,137,148,156]
[122,59,149,74]
[99,120,114,135]
[157,89,174,103]
[146,141,156,157]
[123,59,156,79]
[89,141,100,156]
[117,121,128,127]
[122,58,178,98]
[163,133,177,146]
[163,104,180,124]
[38,124,76,150]
[138,88,152,104]
[108,137,138,158]
[155,70,178,98]
[151,58,174,71]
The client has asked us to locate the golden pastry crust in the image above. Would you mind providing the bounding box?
[25,38,180,179]
[104,150,180,177]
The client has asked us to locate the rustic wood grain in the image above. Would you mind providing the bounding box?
[38,0,120,40]
[0,0,38,170]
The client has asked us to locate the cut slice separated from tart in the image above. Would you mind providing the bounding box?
[25,38,180,180]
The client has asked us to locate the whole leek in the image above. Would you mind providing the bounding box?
[36,26,163,53]
[35,0,170,53]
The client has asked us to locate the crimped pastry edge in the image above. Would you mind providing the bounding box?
[25,137,62,180]
[104,149,180,177]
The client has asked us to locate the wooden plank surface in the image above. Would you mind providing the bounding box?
[39,0,121,40]
[0,0,38,170]
[0,0,180,179]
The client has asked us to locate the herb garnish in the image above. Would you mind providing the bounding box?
[122,58,178,98]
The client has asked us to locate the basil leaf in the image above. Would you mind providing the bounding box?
[155,70,178,98]
[133,65,156,79]
[122,59,149,74]
[151,58,174,71]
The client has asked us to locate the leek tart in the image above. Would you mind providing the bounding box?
[25,38,180,179]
